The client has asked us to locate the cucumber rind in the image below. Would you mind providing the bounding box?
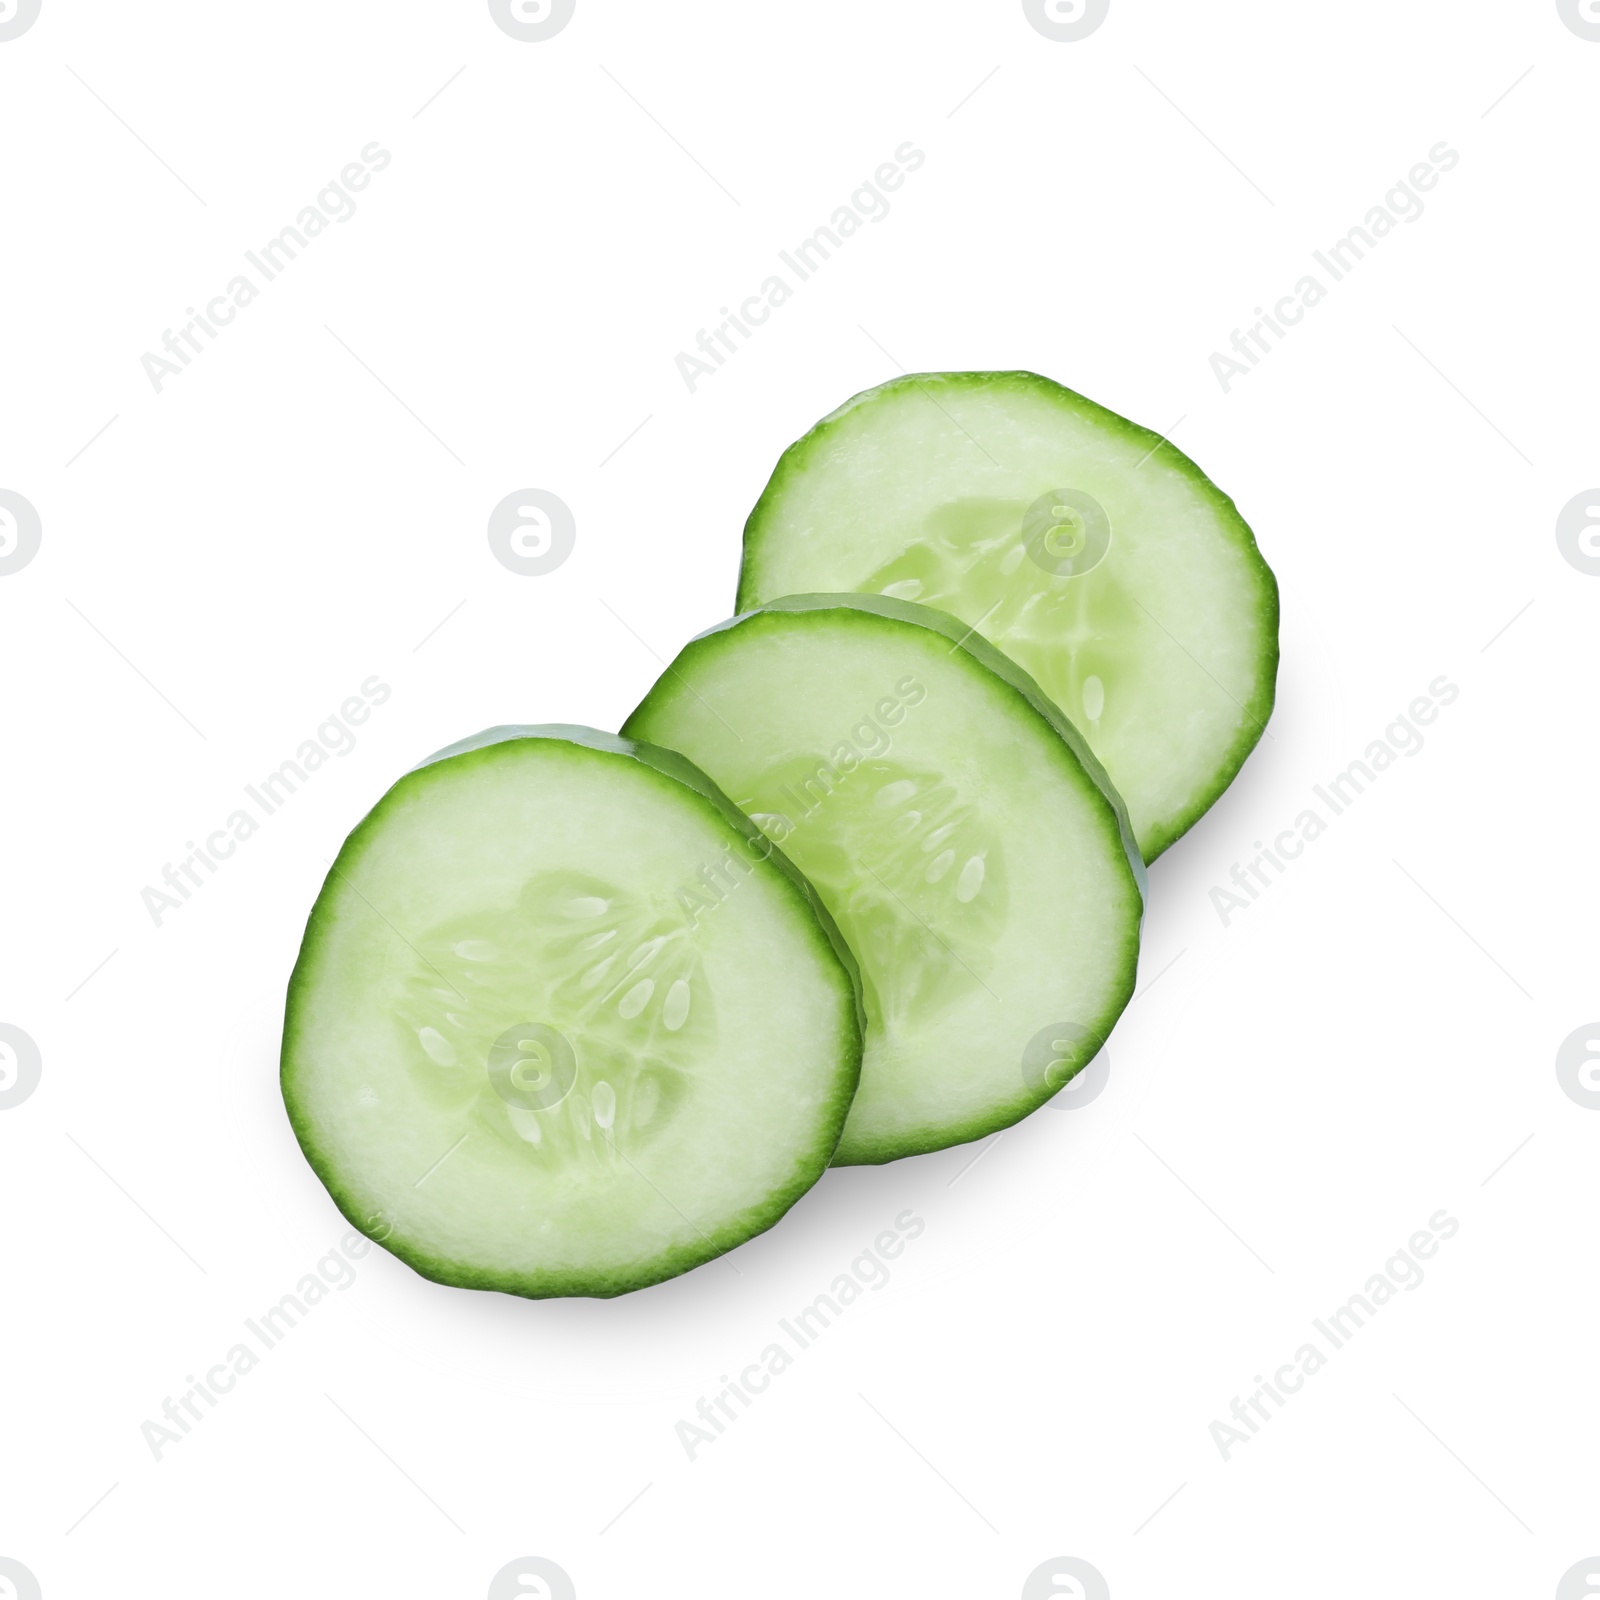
[411,724,867,1040]
[736,370,1280,861]
[281,725,865,1299]
[624,597,1145,1165]
[679,594,1146,904]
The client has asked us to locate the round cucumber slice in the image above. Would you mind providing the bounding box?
[737,371,1280,861]
[623,597,1144,1165]
[281,725,862,1299]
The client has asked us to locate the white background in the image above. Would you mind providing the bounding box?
[2,2,1597,1596]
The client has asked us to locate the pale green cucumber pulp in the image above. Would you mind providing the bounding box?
[737,371,1280,860]
[281,726,862,1299]
[623,597,1145,1165]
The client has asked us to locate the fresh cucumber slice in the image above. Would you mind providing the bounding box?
[737,372,1279,860]
[281,725,862,1299]
[623,597,1144,1165]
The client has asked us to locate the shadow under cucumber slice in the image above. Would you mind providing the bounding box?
[623,596,1145,1166]
[737,371,1279,861]
[281,725,862,1299]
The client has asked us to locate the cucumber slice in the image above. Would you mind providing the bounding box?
[737,372,1279,860]
[623,597,1144,1165]
[281,726,862,1299]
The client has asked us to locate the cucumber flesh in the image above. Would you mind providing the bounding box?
[737,372,1280,860]
[624,597,1144,1165]
[281,726,862,1299]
